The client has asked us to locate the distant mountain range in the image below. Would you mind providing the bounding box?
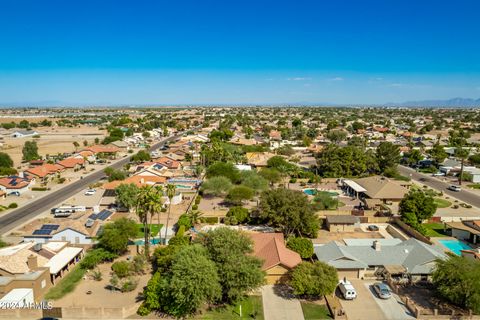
[386,97,480,107]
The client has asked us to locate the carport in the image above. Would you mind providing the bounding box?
[342,179,367,199]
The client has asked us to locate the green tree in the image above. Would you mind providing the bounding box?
[226,206,249,224]
[164,184,176,244]
[240,171,268,193]
[432,255,480,313]
[267,155,293,173]
[405,149,423,166]
[131,150,151,163]
[97,218,138,254]
[399,189,437,232]
[259,168,282,186]
[136,185,163,258]
[201,176,233,196]
[22,141,40,161]
[326,130,347,144]
[163,245,221,317]
[226,186,254,205]
[259,189,319,237]
[289,261,338,297]
[115,183,140,210]
[104,167,127,182]
[317,145,378,177]
[376,142,401,173]
[196,228,265,303]
[286,237,314,259]
[206,162,240,183]
[428,143,448,164]
[0,152,14,168]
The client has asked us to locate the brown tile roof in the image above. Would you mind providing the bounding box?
[57,157,85,169]
[269,130,282,140]
[0,177,30,189]
[250,233,302,270]
[156,157,180,169]
[102,175,167,190]
[354,176,408,200]
[25,163,63,178]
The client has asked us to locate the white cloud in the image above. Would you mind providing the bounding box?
[328,77,344,81]
[286,77,311,81]
[388,83,405,87]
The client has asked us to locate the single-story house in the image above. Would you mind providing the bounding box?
[446,220,480,245]
[24,163,64,181]
[314,238,447,281]
[326,215,360,232]
[56,157,85,171]
[250,233,301,284]
[341,176,408,207]
[110,140,129,150]
[0,176,32,194]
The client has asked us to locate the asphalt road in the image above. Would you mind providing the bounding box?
[0,134,182,235]
[397,165,480,207]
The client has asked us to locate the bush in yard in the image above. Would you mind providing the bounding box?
[80,248,117,269]
[92,269,103,281]
[289,261,338,297]
[177,214,192,229]
[287,237,314,259]
[112,261,131,278]
[8,203,18,209]
[224,215,238,225]
[132,255,147,275]
[176,225,186,237]
[121,277,139,292]
[192,204,199,211]
[168,235,190,246]
[226,186,254,205]
[226,206,249,224]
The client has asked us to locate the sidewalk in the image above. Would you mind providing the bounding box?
[261,285,304,320]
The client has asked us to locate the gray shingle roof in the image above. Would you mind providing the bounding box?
[314,238,446,275]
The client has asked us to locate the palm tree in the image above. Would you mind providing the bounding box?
[136,185,163,258]
[164,184,176,244]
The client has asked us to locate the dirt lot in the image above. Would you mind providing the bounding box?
[1,125,106,166]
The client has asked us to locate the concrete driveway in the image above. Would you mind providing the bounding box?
[339,279,414,320]
[261,285,304,320]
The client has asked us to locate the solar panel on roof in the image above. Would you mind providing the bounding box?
[33,229,53,235]
[41,224,59,230]
[97,210,112,221]
[88,213,98,220]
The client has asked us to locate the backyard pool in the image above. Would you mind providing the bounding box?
[303,189,339,197]
[131,238,162,245]
[439,239,473,255]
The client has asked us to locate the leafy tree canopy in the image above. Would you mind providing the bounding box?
[289,261,338,297]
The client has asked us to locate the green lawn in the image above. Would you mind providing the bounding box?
[422,223,448,237]
[434,198,452,208]
[468,184,480,189]
[45,265,86,300]
[301,302,332,320]
[136,223,162,238]
[201,296,264,319]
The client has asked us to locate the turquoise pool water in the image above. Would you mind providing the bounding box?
[439,239,473,255]
[132,238,161,245]
[303,189,340,197]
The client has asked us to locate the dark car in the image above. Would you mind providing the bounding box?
[8,191,20,196]
[368,225,379,231]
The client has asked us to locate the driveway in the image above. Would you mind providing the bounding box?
[339,279,414,320]
[261,285,304,320]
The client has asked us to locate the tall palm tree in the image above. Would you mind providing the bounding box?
[164,184,177,244]
[136,185,163,258]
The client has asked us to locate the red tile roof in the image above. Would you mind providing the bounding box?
[57,157,85,168]
[102,175,167,190]
[84,145,119,154]
[156,157,180,169]
[0,177,30,189]
[25,163,63,178]
[250,233,302,270]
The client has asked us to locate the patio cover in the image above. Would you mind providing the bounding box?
[343,179,367,193]
[384,264,407,274]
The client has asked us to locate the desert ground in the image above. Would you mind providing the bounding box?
[1,125,106,167]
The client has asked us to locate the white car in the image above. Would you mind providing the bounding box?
[447,185,461,192]
[85,189,96,196]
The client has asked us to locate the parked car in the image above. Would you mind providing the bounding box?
[448,185,461,192]
[338,279,357,300]
[85,189,96,196]
[372,282,392,299]
[432,172,445,176]
[368,225,379,231]
[8,191,20,196]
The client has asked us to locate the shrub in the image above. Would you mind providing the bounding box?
[92,269,103,281]
[290,178,297,183]
[121,277,138,292]
[32,187,48,191]
[287,237,314,259]
[192,204,199,211]
[177,214,192,229]
[112,261,131,278]
[226,206,249,224]
[200,217,218,224]
[132,255,147,275]
[224,215,238,225]
[80,248,118,270]
[177,225,186,237]
[168,235,190,246]
[195,196,202,205]
[8,203,18,209]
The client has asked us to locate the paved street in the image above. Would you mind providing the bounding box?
[261,285,304,320]
[0,134,182,235]
[397,165,480,207]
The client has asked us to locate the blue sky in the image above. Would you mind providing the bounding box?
[1,0,479,105]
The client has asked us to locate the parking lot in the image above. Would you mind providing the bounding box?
[339,279,414,320]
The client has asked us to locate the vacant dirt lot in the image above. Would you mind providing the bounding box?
[1,126,106,166]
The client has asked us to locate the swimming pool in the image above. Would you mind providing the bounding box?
[131,238,162,245]
[303,188,317,195]
[438,239,473,255]
[303,189,340,197]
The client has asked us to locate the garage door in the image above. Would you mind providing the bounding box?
[338,270,359,280]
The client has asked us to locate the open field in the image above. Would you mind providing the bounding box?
[1,125,106,166]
